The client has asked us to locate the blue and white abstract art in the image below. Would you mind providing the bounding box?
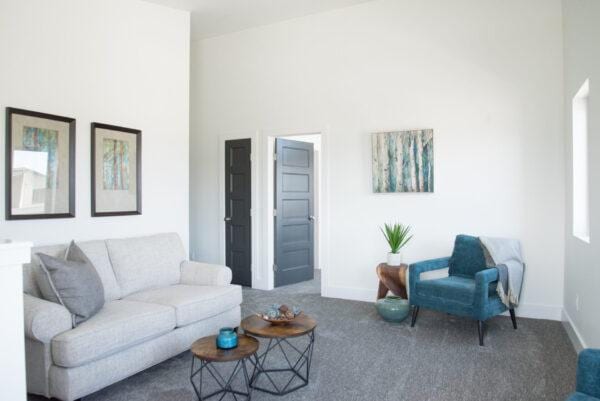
[372,129,434,193]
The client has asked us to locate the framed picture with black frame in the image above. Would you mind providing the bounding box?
[5,107,76,220]
[91,122,142,217]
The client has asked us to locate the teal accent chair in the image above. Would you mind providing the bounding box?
[409,234,517,346]
[567,349,600,401]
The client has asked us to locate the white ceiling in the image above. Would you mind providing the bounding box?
[143,0,373,40]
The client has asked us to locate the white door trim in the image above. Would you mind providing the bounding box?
[259,127,330,294]
[217,127,330,293]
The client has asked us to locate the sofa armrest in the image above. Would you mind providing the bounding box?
[577,349,600,398]
[180,261,232,286]
[24,293,72,343]
[409,257,450,301]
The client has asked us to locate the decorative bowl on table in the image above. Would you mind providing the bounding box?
[258,304,302,325]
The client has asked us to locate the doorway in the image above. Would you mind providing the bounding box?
[224,139,252,286]
[270,134,322,290]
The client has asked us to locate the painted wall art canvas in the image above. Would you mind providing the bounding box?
[103,138,130,190]
[91,123,141,216]
[5,107,76,220]
[372,129,434,193]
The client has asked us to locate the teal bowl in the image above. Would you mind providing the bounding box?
[375,296,410,323]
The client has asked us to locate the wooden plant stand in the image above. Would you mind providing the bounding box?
[376,263,408,300]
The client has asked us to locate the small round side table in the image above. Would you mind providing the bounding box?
[241,314,317,396]
[190,334,258,401]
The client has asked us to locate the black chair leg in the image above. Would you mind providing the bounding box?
[410,306,420,327]
[478,320,484,346]
[509,308,517,329]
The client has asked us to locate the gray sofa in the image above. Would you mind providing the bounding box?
[22,233,242,401]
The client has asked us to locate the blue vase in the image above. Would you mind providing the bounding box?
[216,328,238,349]
[375,296,410,323]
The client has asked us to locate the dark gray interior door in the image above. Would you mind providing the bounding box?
[274,138,314,287]
[225,139,252,287]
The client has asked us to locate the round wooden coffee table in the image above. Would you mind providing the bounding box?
[241,314,317,396]
[190,334,259,400]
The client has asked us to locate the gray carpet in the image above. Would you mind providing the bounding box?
[31,271,578,401]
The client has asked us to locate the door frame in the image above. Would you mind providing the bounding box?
[218,131,260,287]
[262,128,330,294]
[218,127,330,294]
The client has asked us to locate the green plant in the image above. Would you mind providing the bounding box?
[380,223,412,254]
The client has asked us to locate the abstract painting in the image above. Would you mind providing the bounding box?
[22,126,59,189]
[372,129,434,193]
[103,138,130,190]
[92,122,141,216]
[6,107,75,220]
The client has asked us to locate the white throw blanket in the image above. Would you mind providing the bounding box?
[479,237,524,308]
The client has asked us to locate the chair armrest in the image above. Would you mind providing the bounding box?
[409,257,450,299]
[577,349,600,398]
[474,268,499,309]
[23,293,72,343]
[180,261,232,286]
[475,268,499,286]
[409,257,450,279]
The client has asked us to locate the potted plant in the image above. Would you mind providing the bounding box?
[380,223,412,266]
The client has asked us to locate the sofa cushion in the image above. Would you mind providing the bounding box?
[106,233,186,297]
[76,240,122,301]
[24,244,69,297]
[51,300,175,368]
[448,234,488,277]
[126,284,242,327]
[36,243,105,326]
[416,276,497,305]
[25,241,122,301]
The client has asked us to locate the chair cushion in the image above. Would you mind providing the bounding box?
[106,233,186,297]
[51,300,175,368]
[125,284,242,327]
[448,234,488,277]
[416,276,497,305]
[566,392,600,401]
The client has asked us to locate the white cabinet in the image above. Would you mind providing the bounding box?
[0,241,31,401]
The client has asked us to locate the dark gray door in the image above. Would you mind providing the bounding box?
[225,139,252,287]
[274,138,314,287]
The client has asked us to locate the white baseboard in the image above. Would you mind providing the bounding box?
[562,308,586,353]
[504,303,563,321]
[323,285,563,321]
[323,285,375,303]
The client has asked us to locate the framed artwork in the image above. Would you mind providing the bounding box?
[372,129,434,193]
[91,122,141,217]
[5,107,76,220]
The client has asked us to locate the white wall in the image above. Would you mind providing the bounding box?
[190,0,565,319]
[562,0,600,347]
[0,0,190,248]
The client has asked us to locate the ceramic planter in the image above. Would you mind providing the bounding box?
[375,296,410,323]
[387,252,402,266]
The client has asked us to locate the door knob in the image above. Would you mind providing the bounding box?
[224,217,232,222]
[308,215,315,221]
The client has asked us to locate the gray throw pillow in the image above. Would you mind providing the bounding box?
[35,241,105,326]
